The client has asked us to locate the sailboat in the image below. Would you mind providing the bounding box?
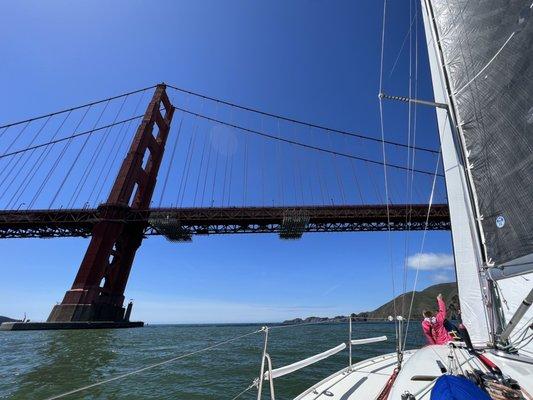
[252,1,533,398]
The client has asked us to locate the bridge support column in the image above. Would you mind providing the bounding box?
[48,84,174,323]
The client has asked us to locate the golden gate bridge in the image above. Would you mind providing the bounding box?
[0,84,448,329]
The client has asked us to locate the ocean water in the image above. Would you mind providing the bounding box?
[1,323,426,399]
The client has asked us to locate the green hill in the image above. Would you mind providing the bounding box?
[0,315,20,323]
[282,282,459,325]
[368,282,459,320]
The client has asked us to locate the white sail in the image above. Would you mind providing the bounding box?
[496,272,533,355]
[422,0,533,347]
[420,0,490,346]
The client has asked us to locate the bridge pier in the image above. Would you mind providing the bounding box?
[45,84,174,328]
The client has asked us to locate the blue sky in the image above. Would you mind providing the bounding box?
[0,0,456,323]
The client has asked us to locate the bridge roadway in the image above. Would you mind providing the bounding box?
[0,204,450,240]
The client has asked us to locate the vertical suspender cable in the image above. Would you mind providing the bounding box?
[158,111,184,207]
[261,116,266,206]
[178,119,198,207]
[31,106,92,209]
[0,116,52,205]
[49,100,110,208]
[309,125,326,205]
[193,123,207,206]
[276,119,284,206]
[18,111,72,209]
[201,102,218,207]
[68,95,128,208]
[92,90,149,205]
[243,113,249,206]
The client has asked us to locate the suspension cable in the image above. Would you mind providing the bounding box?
[0,85,156,130]
[0,114,145,161]
[1,103,442,178]
[167,84,439,154]
[173,106,443,178]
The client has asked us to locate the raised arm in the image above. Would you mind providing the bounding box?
[436,294,447,323]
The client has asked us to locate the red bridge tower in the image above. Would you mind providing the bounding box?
[48,84,174,324]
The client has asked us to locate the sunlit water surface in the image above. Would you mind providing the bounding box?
[1,323,426,399]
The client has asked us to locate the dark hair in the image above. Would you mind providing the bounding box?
[423,310,433,318]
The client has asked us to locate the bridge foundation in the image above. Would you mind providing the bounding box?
[45,84,174,327]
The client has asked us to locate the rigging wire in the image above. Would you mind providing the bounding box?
[378,0,399,354]
[230,382,257,400]
[402,148,443,352]
[388,7,419,78]
[166,84,439,155]
[44,328,262,400]
[401,0,417,325]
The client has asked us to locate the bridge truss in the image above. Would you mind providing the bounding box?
[0,204,450,240]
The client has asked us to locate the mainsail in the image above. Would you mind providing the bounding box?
[422,0,533,348]
[430,0,533,268]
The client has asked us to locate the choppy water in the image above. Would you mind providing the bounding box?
[1,323,426,399]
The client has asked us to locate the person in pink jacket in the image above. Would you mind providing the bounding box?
[421,293,453,345]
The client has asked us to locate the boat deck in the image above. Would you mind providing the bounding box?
[295,351,406,400]
[295,345,533,399]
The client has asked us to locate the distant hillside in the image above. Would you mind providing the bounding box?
[282,282,459,324]
[368,282,459,320]
[0,316,20,323]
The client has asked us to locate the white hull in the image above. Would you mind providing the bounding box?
[295,345,533,399]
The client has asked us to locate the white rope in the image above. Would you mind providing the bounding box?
[44,328,262,400]
[402,146,443,351]
[454,31,516,96]
[230,382,257,400]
